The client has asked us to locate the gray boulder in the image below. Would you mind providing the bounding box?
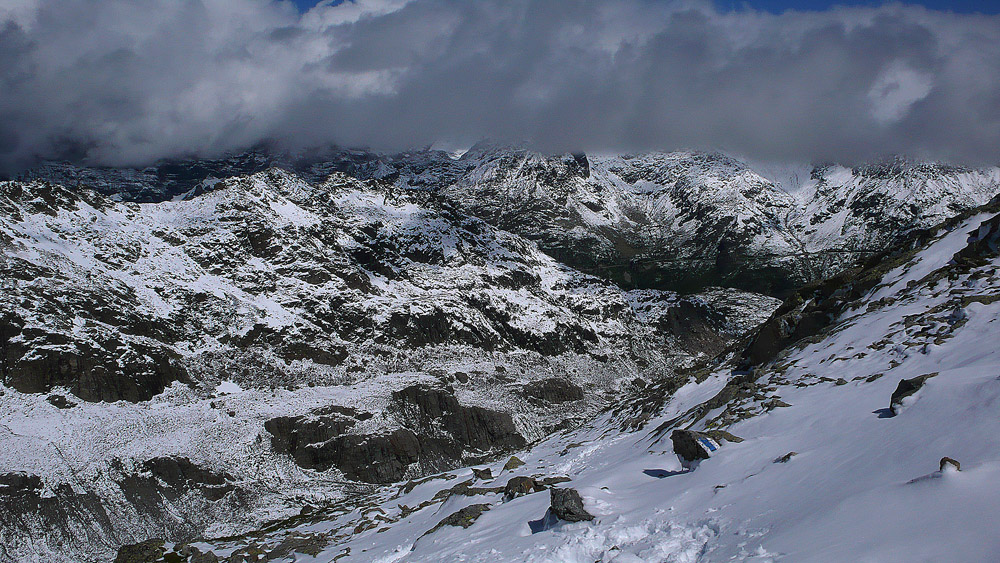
[426,503,491,535]
[670,429,719,466]
[113,539,165,563]
[549,487,593,522]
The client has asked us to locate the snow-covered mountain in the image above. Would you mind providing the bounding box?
[383,146,1000,295]
[0,170,779,562]
[147,193,1000,562]
[24,148,1000,297]
[4,149,1000,563]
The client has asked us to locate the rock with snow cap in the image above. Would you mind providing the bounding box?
[548,487,594,522]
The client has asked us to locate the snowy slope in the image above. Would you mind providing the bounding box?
[176,198,1000,562]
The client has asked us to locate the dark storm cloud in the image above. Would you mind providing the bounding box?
[1,0,999,172]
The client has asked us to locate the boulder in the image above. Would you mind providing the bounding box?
[46,395,76,409]
[890,373,937,415]
[472,467,493,481]
[773,452,798,463]
[504,476,540,499]
[549,487,594,522]
[503,456,525,471]
[670,429,719,466]
[114,539,165,563]
[426,503,491,535]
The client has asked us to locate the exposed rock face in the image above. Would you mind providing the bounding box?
[264,408,361,468]
[265,386,526,483]
[549,487,594,522]
[391,384,526,454]
[670,429,717,464]
[426,503,491,535]
[890,374,937,415]
[1,315,187,403]
[265,407,420,483]
[504,476,540,499]
[140,457,236,502]
[0,459,246,563]
[520,378,584,404]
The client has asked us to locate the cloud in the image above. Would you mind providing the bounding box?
[1,0,999,173]
[868,60,933,124]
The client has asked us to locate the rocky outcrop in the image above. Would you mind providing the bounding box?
[265,387,526,483]
[472,467,493,481]
[503,456,526,471]
[504,476,540,499]
[264,407,361,468]
[519,378,584,404]
[953,212,1000,266]
[0,458,244,563]
[670,429,718,465]
[139,457,236,502]
[549,487,594,522]
[425,503,491,535]
[1,322,186,403]
[391,384,527,454]
[113,539,165,563]
[890,374,937,415]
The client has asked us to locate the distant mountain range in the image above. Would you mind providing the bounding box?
[24,145,1000,295]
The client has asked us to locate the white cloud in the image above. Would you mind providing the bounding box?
[869,61,934,124]
[0,0,998,172]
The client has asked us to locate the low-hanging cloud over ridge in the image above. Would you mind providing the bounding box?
[1,0,999,172]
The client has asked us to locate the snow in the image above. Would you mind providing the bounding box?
[214,381,243,395]
[1,168,789,561]
[210,210,1000,563]
[4,157,999,562]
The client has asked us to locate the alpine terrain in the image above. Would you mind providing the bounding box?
[0,150,998,563]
